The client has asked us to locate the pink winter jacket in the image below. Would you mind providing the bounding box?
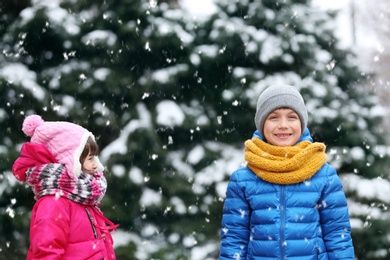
[27,195,117,260]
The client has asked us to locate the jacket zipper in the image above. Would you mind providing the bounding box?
[280,186,286,259]
[85,207,98,239]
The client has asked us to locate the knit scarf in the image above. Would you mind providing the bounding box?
[244,138,327,185]
[26,163,107,206]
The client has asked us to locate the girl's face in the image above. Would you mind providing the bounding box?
[263,108,302,147]
[82,152,98,175]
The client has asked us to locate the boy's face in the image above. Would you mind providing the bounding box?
[82,152,98,175]
[263,108,301,147]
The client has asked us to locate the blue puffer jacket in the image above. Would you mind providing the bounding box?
[220,129,354,260]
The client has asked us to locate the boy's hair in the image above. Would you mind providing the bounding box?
[80,137,99,164]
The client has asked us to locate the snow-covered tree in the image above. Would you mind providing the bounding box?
[1,0,390,259]
[353,0,390,136]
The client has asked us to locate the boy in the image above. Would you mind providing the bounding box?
[219,85,354,259]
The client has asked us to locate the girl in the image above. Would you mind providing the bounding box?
[12,115,118,260]
[219,85,354,259]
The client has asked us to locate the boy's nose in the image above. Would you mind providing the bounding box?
[278,118,288,127]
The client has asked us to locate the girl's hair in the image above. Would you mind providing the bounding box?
[79,137,99,163]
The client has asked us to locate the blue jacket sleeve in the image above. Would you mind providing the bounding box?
[219,169,251,259]
[319,164,355,259]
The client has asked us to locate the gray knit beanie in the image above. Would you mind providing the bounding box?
[254,84,308,136]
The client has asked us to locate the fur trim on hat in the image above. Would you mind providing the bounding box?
[21,115,104,179]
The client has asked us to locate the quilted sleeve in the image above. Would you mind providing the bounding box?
[319,164,355,259]
[219,169,251,260]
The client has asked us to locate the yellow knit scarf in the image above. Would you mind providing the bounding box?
[244,138,327,185]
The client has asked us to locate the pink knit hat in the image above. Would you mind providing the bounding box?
[22,115,104,179]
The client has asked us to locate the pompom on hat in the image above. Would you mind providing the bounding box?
[254,84,308,137]
[22,115,104,179]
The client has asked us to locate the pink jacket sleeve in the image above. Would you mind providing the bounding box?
[28,196,70,259]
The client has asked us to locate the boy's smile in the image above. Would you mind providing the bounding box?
[263,108,302,147]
